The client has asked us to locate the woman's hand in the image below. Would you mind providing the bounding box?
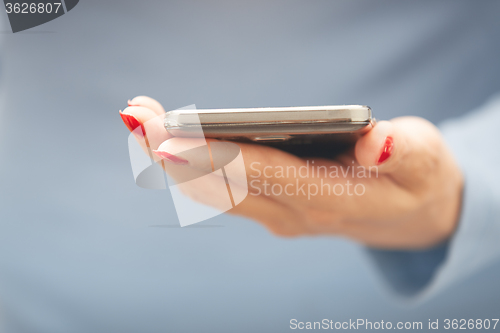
[120,96,464,249]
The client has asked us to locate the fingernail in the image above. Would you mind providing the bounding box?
[377,136,394,165]
[153,150,189,165]
[120,112,144,136]
[127,99,139,106]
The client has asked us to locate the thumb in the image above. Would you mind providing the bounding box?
[354,117,442,186]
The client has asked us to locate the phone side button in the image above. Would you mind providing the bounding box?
[253,136,291,142]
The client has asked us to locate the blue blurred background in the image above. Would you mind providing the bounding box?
[1,1,500,332]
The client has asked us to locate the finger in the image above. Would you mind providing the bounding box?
[154,137,359,212]
[154,138,251,199]
[155,137,212,170]
[155,137,304,187]
[127,96,166,116]
[169,167,307,237]
[120,106,171,152]
[354,120,396,169]
[354,117,443,187]
[154,137,403,233]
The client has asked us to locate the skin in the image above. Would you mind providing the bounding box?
[121,96,464,250]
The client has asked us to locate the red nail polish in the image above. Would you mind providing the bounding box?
[153,150,189,165]
[377,136,394,165]
[120,112,144,136]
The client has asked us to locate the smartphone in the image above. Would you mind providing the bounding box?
[164,105,374,157]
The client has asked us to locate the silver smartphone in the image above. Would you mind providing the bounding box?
[164,105,374,157]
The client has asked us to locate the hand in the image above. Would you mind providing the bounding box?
[120,96,464,249]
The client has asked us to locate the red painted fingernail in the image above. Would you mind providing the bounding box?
[377,136,394,165]
[120,112,144,136]
[153,150,189,165]
[127,99,139,106]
